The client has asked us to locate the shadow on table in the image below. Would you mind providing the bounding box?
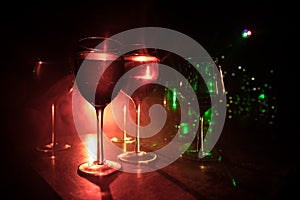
[77,170,122,200]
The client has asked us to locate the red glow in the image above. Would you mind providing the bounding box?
[126,55,159,62]
[35,61,46,79]
[79,52,118,61]
[84,134,97,162]
[125,55,159,80]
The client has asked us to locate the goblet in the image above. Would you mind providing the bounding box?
[34,59,72,153]
[117,47,160,164]
[74,36,122,176]
[110,90,136,144]
[182,57,226,160]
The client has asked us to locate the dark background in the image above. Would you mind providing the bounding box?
[2,0,290,66]
[2,0,292,144]
[1,0,296,199]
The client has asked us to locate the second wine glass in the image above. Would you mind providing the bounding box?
[117,46,160,164]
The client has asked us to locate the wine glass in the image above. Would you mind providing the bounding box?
[182,57,226,160]
[110,90,136,144]
[33,59,72,153]
[117,46,160,164]
[74,36,122,176]
[110,89,136,153]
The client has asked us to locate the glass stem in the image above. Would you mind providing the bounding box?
[135,103,141,153]
[123,105,127,141]
[96,106,105,164]
[51,103,55,145]
[200,115,204,156]
[123,105,127,152]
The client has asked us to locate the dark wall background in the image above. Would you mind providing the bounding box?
[1,0,294,160]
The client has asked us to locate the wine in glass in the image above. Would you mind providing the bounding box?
[33,59,72,153]
[117,47,160,164]
[74,36,123,176]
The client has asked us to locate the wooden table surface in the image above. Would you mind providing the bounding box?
[2,74,296,200]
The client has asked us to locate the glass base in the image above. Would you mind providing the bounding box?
[110,136,135,143]
[182,150,221,162]
[118,151,157,164]
[77,160,122,177]
[36,142,71,153]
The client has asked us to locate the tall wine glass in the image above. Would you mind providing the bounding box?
[74,36,122,176]
[110,89,136,153]
[110,90,135,144]
[33,59,72,153]
[183,57,226,160]
[117,47,160,164]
